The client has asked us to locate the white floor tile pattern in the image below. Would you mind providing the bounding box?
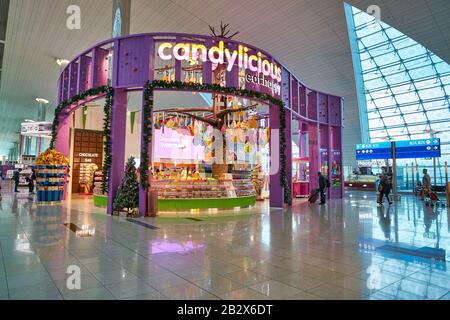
[0,182,449,300]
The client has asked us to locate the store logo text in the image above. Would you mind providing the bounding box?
[157,41,282,83]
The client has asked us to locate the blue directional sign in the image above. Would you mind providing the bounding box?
[356,142,393,160]
[395,138,440,159]
[356,138,441,160]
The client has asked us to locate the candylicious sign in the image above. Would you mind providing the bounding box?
[157,41,282,96]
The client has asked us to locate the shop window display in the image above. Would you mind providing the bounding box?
[150,94,269,210]
[71,129,104,194]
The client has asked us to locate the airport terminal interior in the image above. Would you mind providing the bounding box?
[0,0,449,301]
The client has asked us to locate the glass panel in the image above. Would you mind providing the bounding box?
[346,4,450,169]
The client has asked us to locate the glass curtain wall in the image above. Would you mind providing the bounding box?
[345,4,450,190]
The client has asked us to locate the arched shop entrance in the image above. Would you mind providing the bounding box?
[52,33,344,216]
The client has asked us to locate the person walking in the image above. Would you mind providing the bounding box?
[13,169,22,193]
[28,169,36,194]
[421,169,431,200]
[318,172,330,205]
[378,174,392,205]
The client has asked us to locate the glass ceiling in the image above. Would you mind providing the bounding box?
[345,4,450,165]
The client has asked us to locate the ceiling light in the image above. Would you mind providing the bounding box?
[36,98,49,104]
[56,58,70,66]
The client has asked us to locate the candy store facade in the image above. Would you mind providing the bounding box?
[53,32,344,216]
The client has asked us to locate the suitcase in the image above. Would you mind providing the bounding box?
[308,189,319,204]
[428,192,439,201]
[425,191,439,207]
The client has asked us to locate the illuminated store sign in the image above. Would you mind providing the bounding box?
[157,41,282,83]
[245,74,281,95]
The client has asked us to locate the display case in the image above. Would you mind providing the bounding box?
[93,170,104,195]
[293,157,309,198]
[152,179,256,210]
[153,179,255,199]
[79,163,98,194]
[345,174,377,190]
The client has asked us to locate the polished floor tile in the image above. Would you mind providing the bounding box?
[0,185,449,300]
[218,288,271,300]
[193,275,244,295]
[307,283,367,300]
[222,269,271,286]
[143,272,192,290]
[105,279,157,299]
[274,272,324,291]
[158,283,219,300]
[249,280,302,299]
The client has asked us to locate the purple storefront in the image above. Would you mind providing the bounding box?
[54,33,344,216]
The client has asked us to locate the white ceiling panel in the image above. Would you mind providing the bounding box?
[0,0,448,165]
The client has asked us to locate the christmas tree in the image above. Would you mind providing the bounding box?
[113,157,139,215]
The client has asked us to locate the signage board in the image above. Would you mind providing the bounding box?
[356,139,441,160]
[356,142,392,160]
[153,128,205,161]
[21,122,52,137]
[156,41,282,96]
[395,138,440,159]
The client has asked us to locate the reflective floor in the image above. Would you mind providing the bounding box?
[0,182,449,300]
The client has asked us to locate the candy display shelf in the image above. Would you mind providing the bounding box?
[151,179,256,210]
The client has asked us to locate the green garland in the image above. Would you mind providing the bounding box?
[141,80,291,203]
[50,86,114,194]
[279,106,291,202]
[141,85,154,190]
[101,88,114,193]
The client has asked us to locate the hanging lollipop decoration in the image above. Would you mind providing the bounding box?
[248,128,257,144]
[186,116,195,136]
[192,119,202,146]
[176,115,184,134]
[232,111,237,129]
[244,136,251,154]
[154,113,161,130]
[164,116,173,129]
[248,115,258,129]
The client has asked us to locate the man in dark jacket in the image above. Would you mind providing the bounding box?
[318,172,329,205]
[29,169,36,194]
[13,169,22,193]
[379,174,392,205]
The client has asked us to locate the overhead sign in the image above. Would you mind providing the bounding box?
[356,139,441,160]
[21,122,52,137]
[356,142,392,160]
[395,138,440,159]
